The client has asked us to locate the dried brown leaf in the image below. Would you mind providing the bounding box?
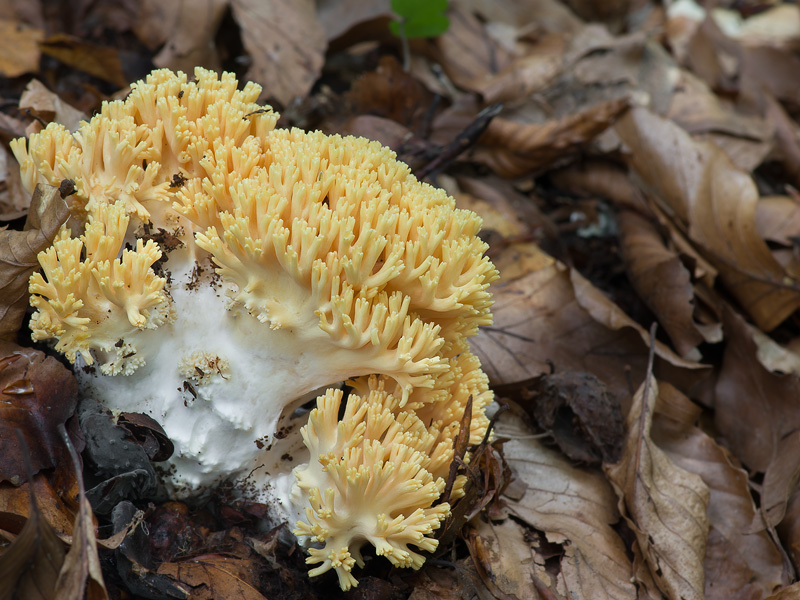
[39,34,127,88]
[0,146,31,221]
[55,429,108,600]
[765,582,800,600]
[468,519,539,599]
[652,382,789,597]
[604,373,709,600]
[714,305,800,528]
[756,195,800,247]
[471,244,705,411]
[617,210,708,358]
[158,556,265,600]
[316,0,391,42]
[471,97,629,178]
[146,0,228,74]
[0,18,42,77]
[497,410,636,600]
[231,0,325,107]
[616,106,800,331]
[476,34,566,104]
[0,184,69,341]
[19,81,87,133]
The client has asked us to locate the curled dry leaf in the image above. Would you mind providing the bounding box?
[617,209,709,358]
[471,243,705,410]
[0,184,69,341]
[615,106,800,331]
[496,410,636,600]
[470,97,630,178]
[652,382,788,598]
[604,373,709,600]
[231,0,325,107]
[0,339,79,484]
[756,195,800,247]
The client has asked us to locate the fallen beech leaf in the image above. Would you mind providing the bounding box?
[231,0,325,107]
[55,427,108,600]
[316,0,391,42]
[549,160,648,213]
[0,338,79,483]
[19,80,87,133]
[756,195,800,247]
[140,0,227,72]
[433,5,514,94]
[39,34,127,88]
[0,440,66,600]
[0,184,69,340]
[472,244,706,410]
[616,106,800,331]
[765,582,800,600]
[714,305,800,528]
[652,382,789,597]
[497,409,636,600]
[617,210,708,358]
[604,373,709,600]
[0,18,42,77]
[158,557,265,600]
[471,97,629,178]
[476,34,566,104]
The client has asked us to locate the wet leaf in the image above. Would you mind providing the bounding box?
[604,372,709,600]
[0,339,79,483]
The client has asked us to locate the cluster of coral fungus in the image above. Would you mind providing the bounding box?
[13,68,497,589]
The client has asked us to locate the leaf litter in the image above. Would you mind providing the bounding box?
[0,0,800,597]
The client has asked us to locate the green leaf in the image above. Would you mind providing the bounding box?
[390,0,449,39]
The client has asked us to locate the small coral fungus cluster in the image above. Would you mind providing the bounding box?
[13,68,498,589]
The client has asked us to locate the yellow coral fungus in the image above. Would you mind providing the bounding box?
[14,67,498,589]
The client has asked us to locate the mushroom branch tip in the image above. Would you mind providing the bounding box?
[15,67,498,589]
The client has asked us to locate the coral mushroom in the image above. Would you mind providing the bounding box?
[13,68,498,588]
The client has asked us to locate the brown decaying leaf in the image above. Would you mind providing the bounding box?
[470,97,629,178]
[0,184,69,341]
[158,556,266,600]
[55,427,108,600]
[145,0,228,74]
[0,339,79,483]
[0,477,66,600]
[652,382,789,597]
[467,519,539,600]
[0,18,42,78]
[0,475,77,541]
[616,209,706,358]
[231,0,325,107]
[714,305,800,529]
[315,0,391,43]
[496,409,637,600]
[765,582,800,600]
[39,34,128,88]
[18,80,88,133]
[616,106,800,332]
[471,243,705,412]
[433,5,514,95]
[756,195,800,247]
[604,371,709,600]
